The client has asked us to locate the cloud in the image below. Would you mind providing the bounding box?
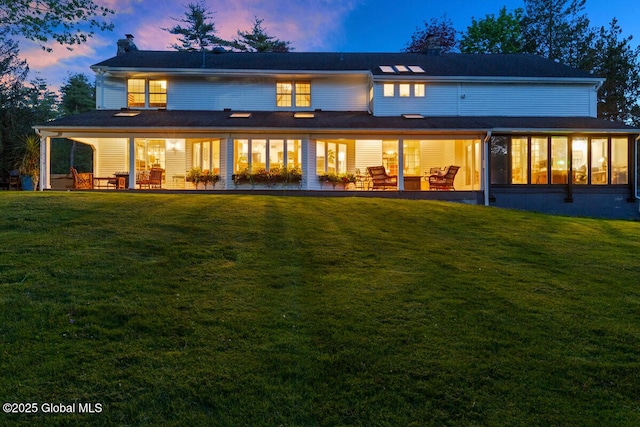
[21,0,366,89]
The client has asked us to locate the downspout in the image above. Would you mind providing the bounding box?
[635,135,640,202]
[483,131,492,206]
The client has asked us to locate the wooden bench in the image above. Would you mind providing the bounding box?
[366,166,397,190]
[428,165,459,191]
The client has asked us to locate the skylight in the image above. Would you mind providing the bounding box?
[402,114,424,119]
[294,112,315,119]
[394,65,409,72]
[229,112,252,118]
[113,111,141,117]
[379,65,395,73]
[408,65,425,73]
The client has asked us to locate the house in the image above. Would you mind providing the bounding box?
[36,40,640,218]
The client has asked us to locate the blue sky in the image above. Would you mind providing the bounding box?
[19,0,640,90]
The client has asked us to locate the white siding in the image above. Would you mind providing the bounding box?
[373,81,595,117]
[458,83,592,117]
[94,138,128,176]
[99,77,126,110]
[169,78,274,111]
[312,76,369,111]
[165,139,186,189]
[355,140,383,172]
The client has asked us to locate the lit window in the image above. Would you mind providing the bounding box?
[276,82,292,107]
[295,82,311,107]
[531,137,549,184]
[149,80,167,108]
[399,84,411,97]
[511,137,528,184]
[127,79,146,108]
[611,137,628,184]
[317,141,348,174]
[414,84,425,97]
[277,81,311,108]
[383,83,394,97]
[572,137,588,185]
[127,78,167,108]
[551,136,568,184]
[395,65,409,72]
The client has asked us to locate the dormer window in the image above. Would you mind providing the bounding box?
[276,81,311,108]
[127,78,167,108]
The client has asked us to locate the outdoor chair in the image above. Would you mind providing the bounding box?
[366,166,397,190]
[8,170,20,190]
[428,165,459,191]
[70,167,93,189]
[138,167,163,189]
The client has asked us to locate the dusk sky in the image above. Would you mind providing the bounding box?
[18,0,640,91]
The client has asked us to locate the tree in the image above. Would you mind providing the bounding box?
[0,29,30,172]
[521,0,594,68]
[232,18,292,52]
[403,15,457,53]
[58,73,96,170]
[60,74,95,116]
[460,7,526,54]
[589,19,640,125]
[0,0,114,51]
[163,1,227,51]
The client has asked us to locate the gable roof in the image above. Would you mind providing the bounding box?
[92,51,600,80]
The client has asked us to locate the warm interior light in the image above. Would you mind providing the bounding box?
[294,112,314,118]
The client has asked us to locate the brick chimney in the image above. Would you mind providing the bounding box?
[117,34,138,55]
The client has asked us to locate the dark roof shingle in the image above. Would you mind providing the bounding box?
[92,51,599,79]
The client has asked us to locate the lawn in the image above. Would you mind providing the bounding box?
[1,192,640,426]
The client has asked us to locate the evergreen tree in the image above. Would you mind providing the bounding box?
[163,1,227,51]
[521,0,594,68]
[232,18,292,52]
[58,73,96,171]
[403,15,457,53]
[60,74,95,116]
[590,19,640,125]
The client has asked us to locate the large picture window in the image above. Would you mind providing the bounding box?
[235,139,301,173]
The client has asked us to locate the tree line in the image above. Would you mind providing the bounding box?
[1,0,639,176]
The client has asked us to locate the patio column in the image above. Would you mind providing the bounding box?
[223,137,234,190]
[301,136,313,190]
[128,137,135,189]
[483,132,492,206]
[397,139,404,191]
[39,134,50,190]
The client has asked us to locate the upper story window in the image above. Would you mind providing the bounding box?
[127,78,167,109]
[276,81,311,108]
[383,83,425,98]
[383,83,394,97]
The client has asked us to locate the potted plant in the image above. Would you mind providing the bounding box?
[339,172,357,189]
[186,167,203,189]
[201,169,220,189]
[14,134,40,191]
